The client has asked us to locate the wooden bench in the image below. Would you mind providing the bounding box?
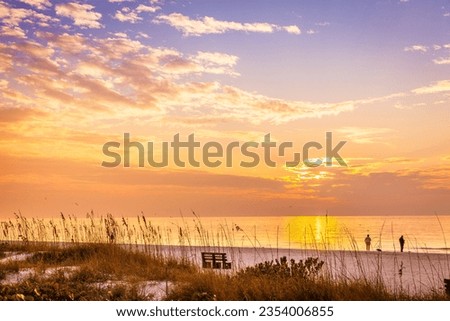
[201,252,232,269]
[445,279,450,296]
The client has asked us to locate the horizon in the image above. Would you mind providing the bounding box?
[2,213,449,255]
[1,0,450,218]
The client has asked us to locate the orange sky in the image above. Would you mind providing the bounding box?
[0,0,449,218]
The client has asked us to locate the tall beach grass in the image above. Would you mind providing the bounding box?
[1,211,449,300]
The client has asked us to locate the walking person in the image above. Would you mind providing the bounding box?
[399,235,405,252]
[365,234,371,251]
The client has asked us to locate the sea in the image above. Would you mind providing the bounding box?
[2,215,450,254]
[141,215,450,254]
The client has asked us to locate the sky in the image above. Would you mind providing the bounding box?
[0,0,449,218]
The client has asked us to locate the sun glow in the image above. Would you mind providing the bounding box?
[284,215,340,249]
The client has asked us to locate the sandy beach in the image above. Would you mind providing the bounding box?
[2,241,449,299]
[132,244,450,295]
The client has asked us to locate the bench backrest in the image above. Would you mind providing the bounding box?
[202,252,228,261]
[201,252,231,269]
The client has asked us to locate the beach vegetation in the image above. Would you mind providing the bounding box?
[0,213,449,301]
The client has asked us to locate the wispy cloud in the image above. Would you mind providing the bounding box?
[337,127,395,144]
[6,16,447,139]
[412,80,450,94]
[0,2,446,137]
[114,7,142,23]
[113,4,160,23]
[136,4,159,13]
[191,51,240,76]
[404,42,450,65]
[1,25,26,38]
[19,0,51,10]
[55,2,103,29]
[154,13,301,36]
[433,57,450,65]
[0,25,365,143]
[404,45,428,52]
[0,1,58,27]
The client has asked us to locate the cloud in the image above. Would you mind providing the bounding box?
[136,4,159,13]
[0,107,47,123]
[172,85,358,124]
[154,13,301,36]
[337,127,395,144]
[3,7,447,140]
[433,57,450,65]
[137,31,150,38]
[36,32,89,54]
[283,25,301,35]
[19,0,51,10]
[0,24,361,136]
[0,1,58,27]
[55,2,103,29]
[6,13,448,134]
[404,45,428,52]
[5,23,401,130]
[113,4,160,23]
[1,25,26,38]
[412,80,450,94]
[113,32,128,38]
[191,51,239,76]
[0,79,8,89]
[160,51,240,76]
[1,0,449,218]
[405,43,450,66]
[323,169,450,214]
[0,2,29,26]
[194,52,239,66]
[280,163,450,214]
[433,44,450,50]
[114,7,142,23]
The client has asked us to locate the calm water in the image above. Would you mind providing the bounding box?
[2,215,450,254]
[124,215,450,253]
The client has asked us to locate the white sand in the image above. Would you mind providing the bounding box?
[130,244,450,295]
[2,242,448,296]
[0,252,34,263]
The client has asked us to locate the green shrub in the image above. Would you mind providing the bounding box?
[237,256,324,279]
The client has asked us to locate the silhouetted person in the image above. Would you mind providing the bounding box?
[365,234,371,251]
[399,235,405,252]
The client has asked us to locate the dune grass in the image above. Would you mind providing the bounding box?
[1,241,448,301]
[0,242,195,301]
[1,212,449,301]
